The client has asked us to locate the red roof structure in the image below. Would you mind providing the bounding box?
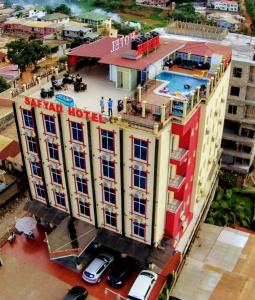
[0,140,20,161]
[178,41,232,59]
[99,39,186,70]
[68,37,231,71]
[69,37,117,59]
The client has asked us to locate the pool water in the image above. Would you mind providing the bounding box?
[156,71,208,95]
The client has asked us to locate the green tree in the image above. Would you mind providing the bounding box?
[219,170,236,189]
[0,77,11,93]
[54,4,71,16]
[6,39,49,71]
[4,0,12,8]
[45,5,54,14]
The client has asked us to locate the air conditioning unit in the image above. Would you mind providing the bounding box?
[25,130,32,137]
[29,155,36,162]
[104,182,111,188]
[47,137,54,144]
[102,154,109,161]
[134,192,141,198]
[133,165,143,171]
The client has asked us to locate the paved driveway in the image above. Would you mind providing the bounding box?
[0,251,96,300]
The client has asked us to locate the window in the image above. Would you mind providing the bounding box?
[101,130,114,152]
[134,138,148,161]
[31,162,41,177]
[48,143,59,161]
[55,191,65,207]
[105,210,116,227]
[133,220,145,238]
[76,176,88,195]
[35,184,45,199]
[230,86,240,96]
[27,136,37,153]
[133,196,146,215]
[23,109,34,128]
[133,168,147,190]
[233,67,242,78]
[44,115,56,134]
[73,150,86,170]
[102,159,115,179]
[51,168,62,185]
[228,104,237,114]
[79,199,90,217]
[103,185,115,204]
[71,122,83,143]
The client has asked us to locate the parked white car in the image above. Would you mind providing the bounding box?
[127,270,158,300]
[82,253,114,284]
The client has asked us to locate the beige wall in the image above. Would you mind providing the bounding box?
[191,64,231,211]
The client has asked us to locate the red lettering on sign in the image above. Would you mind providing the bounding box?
[99,114,106,124]
[56,104,63,113]
[91,112,98,122]
[43,101,49,109]
[31,98,37,107]
[76,109,83,118]
[49,103,56,111]
[37,100,42,108]
[84,111,90,120]
[68,107,75,116]
[24,97,30,105]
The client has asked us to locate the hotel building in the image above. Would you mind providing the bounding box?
[12,34,231,271]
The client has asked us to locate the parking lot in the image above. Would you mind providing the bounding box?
[1,226,144,300]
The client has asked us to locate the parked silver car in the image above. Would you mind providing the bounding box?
[82,253,114,284]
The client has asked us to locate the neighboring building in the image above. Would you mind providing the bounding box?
[63,26,92,41]
[0,135,22,172]
[12,34,231,286]
[0,64,20,82]
[136,0,168,8]
[207,12,243,31]
[28,8,46,20]
[79,12,111,27]
[2,19,61,39]
[172,223,255,300]
[221,34,255,174]
[41,13,70,24]
[212,0,239,12]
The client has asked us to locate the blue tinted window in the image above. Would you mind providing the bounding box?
[71,122,83,143]
[44,115,56,134]
[134,138,148,161]
[101,130,114,151]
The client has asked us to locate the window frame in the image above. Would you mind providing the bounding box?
[47,142,59,162]
[230,86,240,97]
[31,162,41,177]
[26,136,38,154]
[78,198,90,218]
[70,121,84,144]
[102,158,115,180]
[133,168,147,191]
[228,104,237,114]
[50,168,62,186]
[22,109,34,129]
[54,191,66,208]
[34,183,46,200]
[100,129,115,153]
[133,138,149,162]
[76,176,88,195]
[133,195,146,216]
[103,185,116,205]
[43,114,56,135]
[233,67,242,78]
[105,210,117,228]
[133,219,145,239]
[72,149,86,171]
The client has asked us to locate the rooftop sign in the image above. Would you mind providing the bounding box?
[24,97,106,124]
[111,32,136,53]
[55,94,74,107]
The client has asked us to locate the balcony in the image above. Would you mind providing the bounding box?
[170,148,189,165]
[167,199,182,213]
[168,175,185,192]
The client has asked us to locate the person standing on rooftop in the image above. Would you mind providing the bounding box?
[108,98,113,116]
[100,97,104,113]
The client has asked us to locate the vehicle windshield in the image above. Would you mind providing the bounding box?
[127,297,141,300]
[141,271,155,279]
[98,255,109,262]
[84,271,94,278]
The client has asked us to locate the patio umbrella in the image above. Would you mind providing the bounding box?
[15,217,37,233]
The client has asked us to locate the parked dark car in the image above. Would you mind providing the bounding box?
[63,286,88,300]
[107,257,136,288]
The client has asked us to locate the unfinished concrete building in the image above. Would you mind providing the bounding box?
[221,35,255,174]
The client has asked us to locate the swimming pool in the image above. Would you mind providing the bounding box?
[156,71,208,96]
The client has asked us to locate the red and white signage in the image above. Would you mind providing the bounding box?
[24,97,106,124]
[111,32,136,53]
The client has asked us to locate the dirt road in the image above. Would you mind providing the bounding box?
[239,0,252,35]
